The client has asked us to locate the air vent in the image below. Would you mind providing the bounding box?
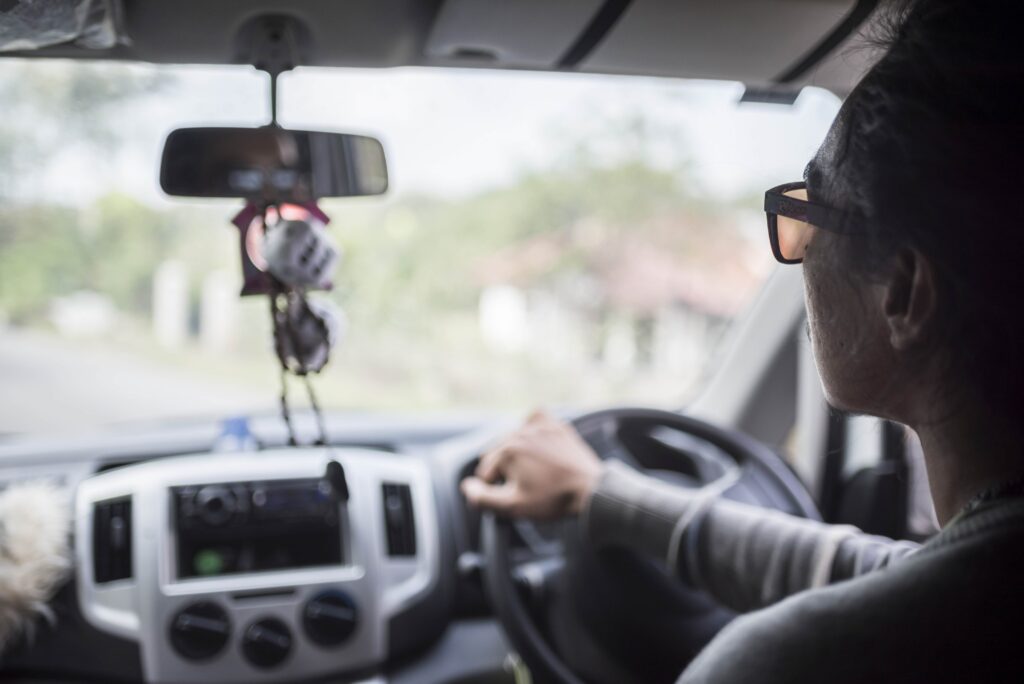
[382,483,416,557]
[93,496,132,583]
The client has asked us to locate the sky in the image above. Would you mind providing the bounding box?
[48,62,841,207]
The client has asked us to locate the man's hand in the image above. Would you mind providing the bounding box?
[460,410,604,519]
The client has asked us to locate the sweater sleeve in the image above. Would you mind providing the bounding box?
[582,461,921,613]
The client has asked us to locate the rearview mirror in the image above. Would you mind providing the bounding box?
[159,127,388,201]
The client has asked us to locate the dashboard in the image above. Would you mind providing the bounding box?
[0,414,511,683]
[78,448,438,682]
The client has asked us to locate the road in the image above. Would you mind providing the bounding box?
[0,327,272,438]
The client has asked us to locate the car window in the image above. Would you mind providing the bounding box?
[0,61,840,436]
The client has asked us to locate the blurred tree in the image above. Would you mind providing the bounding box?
[327,142,729,330]
[0,60,167,199]
[0,204,83,321]
[0,61,169,320]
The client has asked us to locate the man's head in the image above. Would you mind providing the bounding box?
[800,0,1024,426]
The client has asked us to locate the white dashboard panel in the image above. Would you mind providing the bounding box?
[75,447,439,683]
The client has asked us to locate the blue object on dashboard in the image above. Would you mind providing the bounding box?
[215,416,257,452]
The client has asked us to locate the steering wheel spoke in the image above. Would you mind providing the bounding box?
[512,556,566,615]
[573,415,641,470]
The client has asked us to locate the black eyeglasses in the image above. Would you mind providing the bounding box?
[763,181,864,264]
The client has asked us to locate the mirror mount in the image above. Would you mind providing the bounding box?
[237,14,307,126]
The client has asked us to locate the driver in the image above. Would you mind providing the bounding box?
[462,1,1024,681]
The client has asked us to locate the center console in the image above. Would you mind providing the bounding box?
[75,448,439,683]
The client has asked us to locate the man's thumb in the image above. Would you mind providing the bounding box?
[461,476,517,512]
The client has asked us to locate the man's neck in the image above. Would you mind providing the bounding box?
[914,400,1024,526]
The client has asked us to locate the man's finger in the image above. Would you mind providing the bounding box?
[476,443,512,483]
[526,408,550,424]
[460,477,519,513]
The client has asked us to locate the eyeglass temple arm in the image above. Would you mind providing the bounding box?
[764,188,862,235]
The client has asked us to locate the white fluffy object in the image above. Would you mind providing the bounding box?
[0,481,71,651]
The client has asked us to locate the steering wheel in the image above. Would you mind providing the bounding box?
[480,407,820,684]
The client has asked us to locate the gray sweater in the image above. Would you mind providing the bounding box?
[584,461,1024,683]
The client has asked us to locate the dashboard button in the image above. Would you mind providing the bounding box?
[196,485,237,526]
[169,601,231,661]
[242,617,292,668]
[303,590,358,647]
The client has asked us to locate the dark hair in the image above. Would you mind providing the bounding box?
[812,0,1024,411]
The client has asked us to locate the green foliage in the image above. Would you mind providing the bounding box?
[0,204,84,322]
[80,195,170,313]
[325,153,730,333]
[0,193,235,323]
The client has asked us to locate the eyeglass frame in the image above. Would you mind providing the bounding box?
[763,180,865,264]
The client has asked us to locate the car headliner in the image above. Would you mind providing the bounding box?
[0,0,880,96]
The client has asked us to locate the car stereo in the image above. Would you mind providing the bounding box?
[172,478,343,579]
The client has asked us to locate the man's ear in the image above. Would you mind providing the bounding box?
[882,248,938,351]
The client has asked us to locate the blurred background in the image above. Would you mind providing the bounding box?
[0,60,839,436]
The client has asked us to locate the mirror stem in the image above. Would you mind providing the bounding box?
[269,70,279,127]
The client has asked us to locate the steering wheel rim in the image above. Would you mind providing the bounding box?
[481,407,820,684]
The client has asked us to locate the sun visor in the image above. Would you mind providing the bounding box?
[0,0,123,53]
[577,0,857,85]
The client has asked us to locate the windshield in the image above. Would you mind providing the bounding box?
[0,61,839,437]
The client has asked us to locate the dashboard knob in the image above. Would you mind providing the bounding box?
[195,485,236,526]
[303,590,358,647]
[168,601,231,661]
[242,617,293,668]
